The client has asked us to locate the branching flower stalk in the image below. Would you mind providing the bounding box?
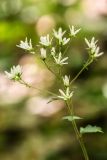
[70,57,93,85]
[43,60,61,81]
[5,26,104,160]
[19,79,57,97]
[66,100,89,160]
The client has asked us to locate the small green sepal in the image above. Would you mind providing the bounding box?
[62,115,82,122]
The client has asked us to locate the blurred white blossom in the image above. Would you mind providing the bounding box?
[39,34,52,46]
[62,37,70,45]
[53,52,68,66]
[92,46,104,58]
[69,25,81,37]
[85,37,97,49]
[58,88,73,101]
[16,37,33,51]
[40,48,47,60]
[63,75,70,87]
[53,28,70,45]
[53,28,66,40]
[5,65,22,81]
[85,37,104,58]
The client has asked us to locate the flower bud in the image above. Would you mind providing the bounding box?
[63,75,70,87]
[40,48,47,60]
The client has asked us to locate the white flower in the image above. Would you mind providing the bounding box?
[53,28,66,40]
[53,52,68,66]
[62,37,70,45]
[5,65,22,81]
[85,37,104,58]
[69,25,81,37]
[40,48,46,60]
[16,37,33,51]
[92,46,104,58]
[63,75,70,87]
[39,34,51,46]
[53,28,69,45]
[58,88,73,101]
[85,37,97,49]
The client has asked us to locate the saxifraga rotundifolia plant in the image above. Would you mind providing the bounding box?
[5,26,104,160]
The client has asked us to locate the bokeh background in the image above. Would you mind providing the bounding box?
[0,0,107,160]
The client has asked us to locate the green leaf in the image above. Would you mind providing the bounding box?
[80,125,103,134]
[62,116,82,122]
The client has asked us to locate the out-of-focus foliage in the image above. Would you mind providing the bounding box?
[0,0,107,160]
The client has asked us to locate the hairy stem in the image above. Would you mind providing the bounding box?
[43,60,58,78]
[63,40,71,56]
[43,60,62,82]
[19,79,57,97]
[66,100,89,160]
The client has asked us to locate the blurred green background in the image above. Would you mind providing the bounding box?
[0,0,107,160]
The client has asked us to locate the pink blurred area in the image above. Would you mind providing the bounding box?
[82,0,107,19]
[26,97,64,117]
[0,54,65,117]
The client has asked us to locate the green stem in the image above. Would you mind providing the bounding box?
[66,100,89,160]
[43,60,63,83]
[58,66,62,77]
[43,60,61,80]
[43,60,56,76]
[19,79,57,97]
[70,58,93,85]
[63,40,71,56]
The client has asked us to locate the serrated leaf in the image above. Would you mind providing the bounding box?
[62,115,82,122]
[80,125,103,134]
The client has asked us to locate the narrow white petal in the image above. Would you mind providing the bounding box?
[85,38,90,47]
[96,52,104,57]
[61,57,68,63]
[57,96,65,99]
[75,28,81,34]
[59,89,66,97]
[70,91,73,98]
[61,62,68,65]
